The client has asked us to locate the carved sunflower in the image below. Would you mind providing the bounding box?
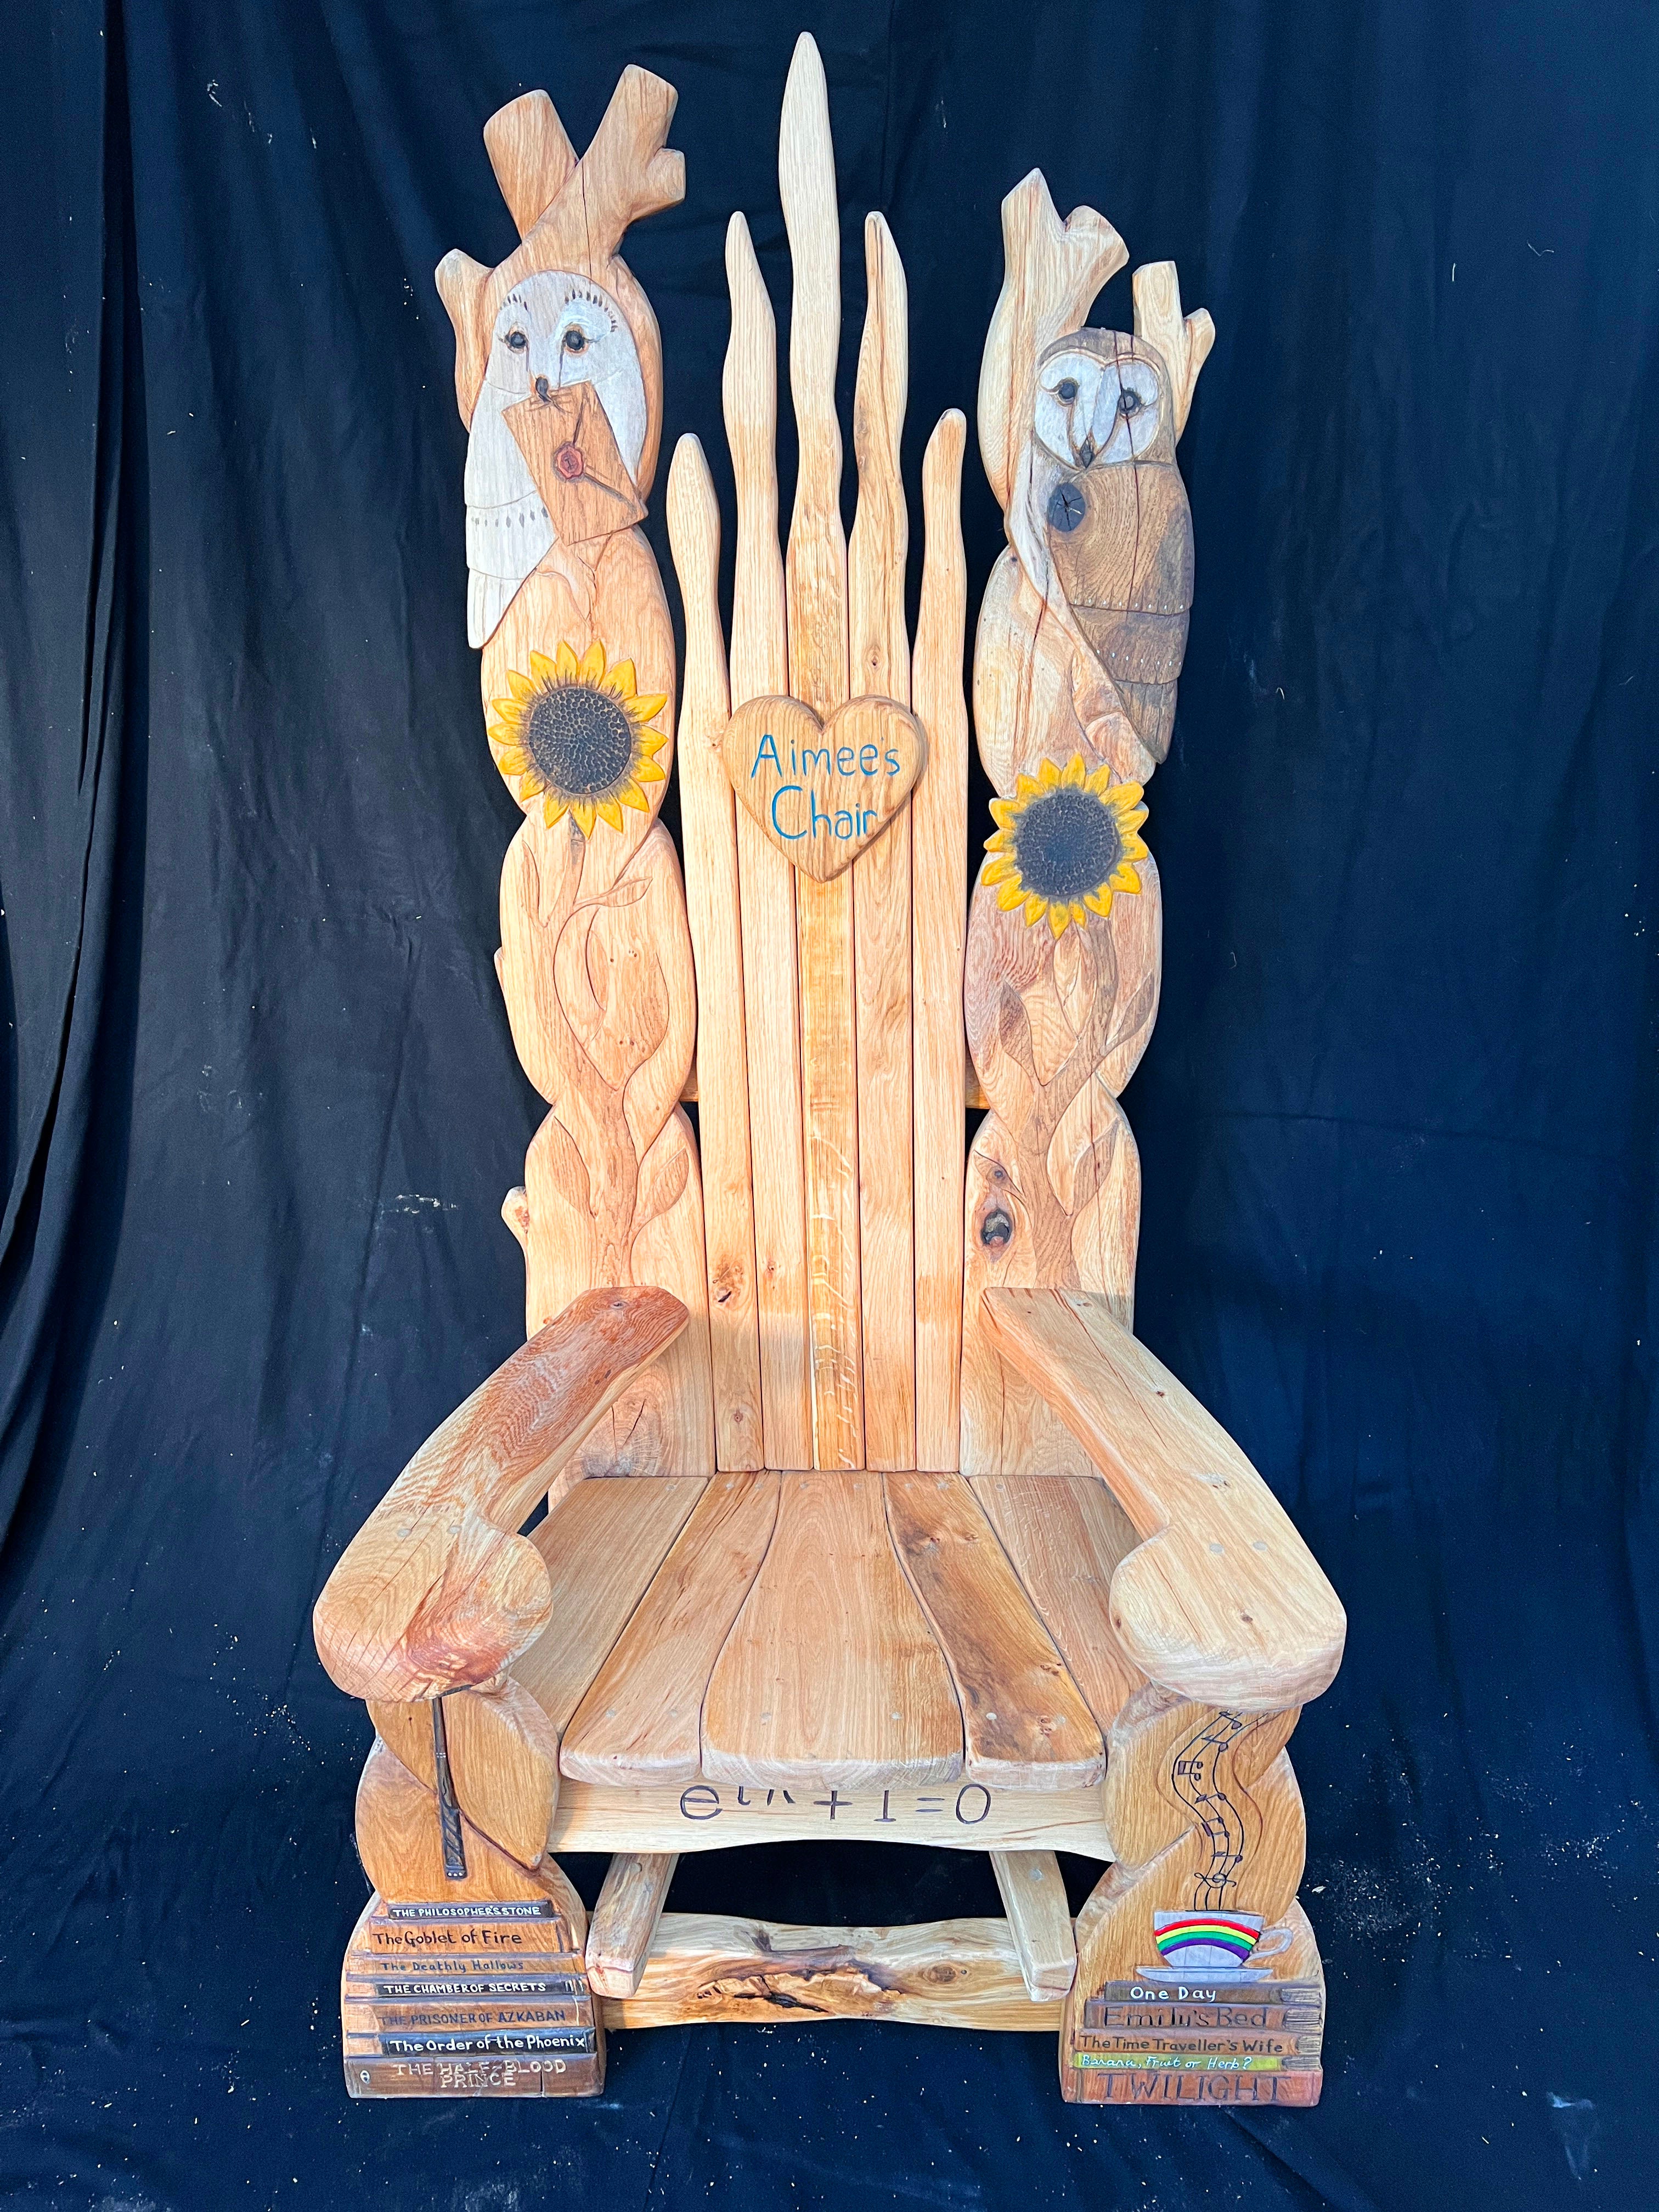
[983,754,1149,936]
[489,640,668,834]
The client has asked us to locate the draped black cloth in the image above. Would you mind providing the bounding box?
[2,3,1654,2203]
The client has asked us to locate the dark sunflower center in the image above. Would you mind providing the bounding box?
[524,682,636,798]
[1011,785,1122,905]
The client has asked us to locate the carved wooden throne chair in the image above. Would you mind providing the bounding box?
[314,37,1345,2107]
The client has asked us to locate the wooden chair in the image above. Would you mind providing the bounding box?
[313,36,1345,2108]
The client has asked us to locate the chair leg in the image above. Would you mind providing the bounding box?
[1062,1699,1326,2106]
[343,1740,605,2097]
[587,1852,678,1996]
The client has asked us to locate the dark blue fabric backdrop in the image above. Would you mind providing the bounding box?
[1,2,1655,2205]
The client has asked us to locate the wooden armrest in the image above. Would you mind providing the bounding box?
[313,1286,688,1703]
[981,1288,1345,1711]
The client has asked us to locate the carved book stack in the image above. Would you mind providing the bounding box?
[311,34,1346,2108]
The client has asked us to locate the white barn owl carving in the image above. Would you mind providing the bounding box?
[462,269,649,647]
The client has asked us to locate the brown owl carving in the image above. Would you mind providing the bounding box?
[1032,330,1193,761]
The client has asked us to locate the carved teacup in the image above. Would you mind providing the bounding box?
[1151,1909,1293,1973]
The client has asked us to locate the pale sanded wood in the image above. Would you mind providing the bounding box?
[780,36,860,1471]
[586,1853,678,1996]
[977,171,1125,515]
[667,436,763,1468]
[1065,1709,1315,2099]
[722,694,925,879]
[724,212,813,1473]
[982,1290,1347,1708]
[1131,260,1215,441]
[313,1289,688,1702]
[702,1472,962,1787]
[778,34,848,719]
[970,1474,1146,1730]
[561,1472,780,1784]
[849,211,916,1470]
[354,1740,586,1933]
[991,1849,1077,1999]
[911,411,970,1471]
[547,1776,1114,1858]
[482,90,577,238]
[370,1679,561,1867]
[509,1474,706,1730]
[884,1472,1103,1791]
[957,1088,1140,1481]
[605,1912,1060,2032]
[442,72,715,1487]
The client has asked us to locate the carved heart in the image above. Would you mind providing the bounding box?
[721,695,927,881]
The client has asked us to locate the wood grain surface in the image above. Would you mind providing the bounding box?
[667,435,763,1467]
[703,1472,962,1787]
[991,1850,1077,1999]
[970,1473,1146,1731]
[369,1680,561,1867]
[983,1289,1347,1709]
[586,1853,679,1996]
[353,1740,586,1927]
[561,1473,780,1784]
[848,211,916,1471]
[780,36,861,1471]
[546,1776,1114,1858]
[313,1289,688,1702]
[605,1912,1062,2033]
[885,1471,1103,1790]
[911,411,970,1472]
[509,1474,707,1729]
[723,210,814,1474]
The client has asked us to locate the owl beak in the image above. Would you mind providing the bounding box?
[1076,433,1096,469]
[534,374,553,404]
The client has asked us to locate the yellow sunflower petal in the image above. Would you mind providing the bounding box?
[1048,902,1071,938]
[529,651,558,686]
[634,759,667,785]
[555,641,579,680]
[1119,835,1150,863]
[1085,764,1113,794]
[1119,804,1149,833]
[488,715,525,745]
[518,772,546,802]
[542,794,567,827]
[996,882,1028,912]
[1109,864,1141,895]
[983,857,1018,886]
[1108,782,1144,809]
[1012,771,1041,801]
[495,748,531,776]
[989,798,1015,829]
[1024,893,1048,926]
[618,779,650,812]
[625,691,668,726]
[599,655,636,697]
[577,640,607,685]
[596,797,625,830]
[507,668,537,702]
[1037,759,1060,788]
[984,829,1013,855]
[1082,890,1112,916]
[571,799,597,836]
[1062,755,1087,787]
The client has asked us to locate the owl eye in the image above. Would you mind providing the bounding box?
[1056,377,1079,403]
[1117,388,1143,416]
[505,329,528,353]
[562,326,588,355]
